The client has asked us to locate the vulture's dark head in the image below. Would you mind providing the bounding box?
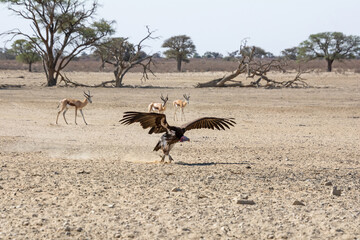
[180,136,190,142]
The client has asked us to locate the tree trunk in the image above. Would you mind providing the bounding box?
[326,59,334,72]
[114,68,123,87]
[28,62,32,72]
[115,75,122,87]
[177,57,182,72]
[47,67,57,86]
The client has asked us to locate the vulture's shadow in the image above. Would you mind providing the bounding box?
[175,161,252,166]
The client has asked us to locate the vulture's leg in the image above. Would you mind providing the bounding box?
[160,155,166,162]
[168,155,174,163]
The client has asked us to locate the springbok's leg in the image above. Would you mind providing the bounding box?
[80,109,88,125]
[74,108,78,125]
[56,109,62,124]
[181,108,185,121]
[56,101,65,124]
[174,107,178,121]
[62,108,69,124]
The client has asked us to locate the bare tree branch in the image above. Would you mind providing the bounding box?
[196,44,309,89]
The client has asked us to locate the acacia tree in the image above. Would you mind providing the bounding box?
[281,47,299,60]
[0,48,16,60]
[203,51,223,59]
[94,27,157,87]
[298,32,360,72]
[0,0,114,86]
[11,39,41,72]
[235,46,274,59]
[162,35,196,72]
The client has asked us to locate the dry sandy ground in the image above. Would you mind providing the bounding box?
[0,70,359,239]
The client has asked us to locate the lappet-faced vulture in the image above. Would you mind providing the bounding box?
[119,111,236,163]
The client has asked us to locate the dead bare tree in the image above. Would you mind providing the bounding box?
[196,43,309,89]
[58,73,116,88]
[95,26,158,87]
[57,27,158,88]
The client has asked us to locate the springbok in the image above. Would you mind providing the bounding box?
[148,94,168,113]
[173,94,190,121]
[56,91,93,125]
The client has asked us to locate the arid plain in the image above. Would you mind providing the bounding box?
[0,70,359,239]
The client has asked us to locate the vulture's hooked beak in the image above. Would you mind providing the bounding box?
[180,136,190,142]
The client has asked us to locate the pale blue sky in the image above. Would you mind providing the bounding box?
[1,0,359,56]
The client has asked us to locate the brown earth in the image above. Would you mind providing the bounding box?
[0,70,359,239]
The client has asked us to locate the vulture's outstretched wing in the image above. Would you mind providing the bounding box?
[119,111,171,134]
[181,117,236,132]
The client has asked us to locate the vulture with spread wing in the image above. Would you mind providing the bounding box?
[119,111,236,162]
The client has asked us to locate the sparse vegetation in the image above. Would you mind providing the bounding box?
[0,0,114,86]
[298,32,360,72]
[11,39,41,72]
[0,2,359,87]
[93,27,157,87]
[162,35,196,72]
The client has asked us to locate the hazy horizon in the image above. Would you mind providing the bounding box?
[1,0,359,56]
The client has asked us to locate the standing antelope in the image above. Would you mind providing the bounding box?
[56,91,93,125]
[148,94,168,113]
[173,94,190,121]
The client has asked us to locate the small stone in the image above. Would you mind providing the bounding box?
[197,194,208,199]
[76,227,83,232]
[241,194,249,200]
[35,220,43,226]
[64,226,71,232]
[114,233,121,238]
[293,200,305,206]
[325,181,333,186]
[171,187,182,192]
[0,186,3,190]
[207,176,215,180]
[280,234,288,239]
[236,199,255,205]
[245,166,251,169]
[108,204,115,208]
[221,226,230,233]
[267,234,275,239]
[332,187,342,196]
[65,232,71,236]
[22,221,30,226]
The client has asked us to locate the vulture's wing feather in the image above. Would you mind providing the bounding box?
[119,111,170,134]
[181,117,236,132]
